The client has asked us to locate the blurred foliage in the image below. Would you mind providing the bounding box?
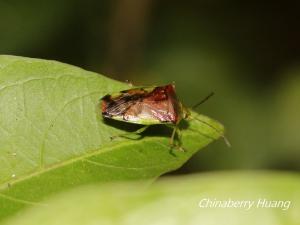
[0,0,299,173]
[2,172,300,225]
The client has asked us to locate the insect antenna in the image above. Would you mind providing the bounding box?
[190,115,231,147]
[192,92,214,110]
[190,92,231,147]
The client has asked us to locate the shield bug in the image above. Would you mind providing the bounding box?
[101,84,229,150]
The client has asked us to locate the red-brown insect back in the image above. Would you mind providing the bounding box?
[165,84,181,123]
[101,84,183,124]
[140,84,181,124]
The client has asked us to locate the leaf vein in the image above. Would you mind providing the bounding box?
[0,193,47,206]
[84,159,166,171]
[39,90,103,168]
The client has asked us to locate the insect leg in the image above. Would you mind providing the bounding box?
[133,125,150,134]
[110,125,150,140]
[175,128,186,152]
[125,79,134,87]
[176,127,182,145]
[169,125,185,152]
[169,126,177,146]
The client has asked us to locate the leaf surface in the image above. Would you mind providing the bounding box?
[0,55,224,221]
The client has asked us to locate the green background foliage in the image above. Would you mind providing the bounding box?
[3,172,300,225]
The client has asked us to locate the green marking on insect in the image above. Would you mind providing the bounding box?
[100,84,229,151]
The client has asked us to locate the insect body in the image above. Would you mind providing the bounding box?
[101,84,189,125]
[101,84,227,150]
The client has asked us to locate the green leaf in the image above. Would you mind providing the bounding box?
[0,55,224,221]
[2,172,300,225]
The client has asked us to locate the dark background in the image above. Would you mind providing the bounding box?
[1,0,300,173]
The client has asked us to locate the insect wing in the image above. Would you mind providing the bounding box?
[101,85,181,125]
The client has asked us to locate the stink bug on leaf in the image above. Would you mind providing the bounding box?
[101,84,229,151]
